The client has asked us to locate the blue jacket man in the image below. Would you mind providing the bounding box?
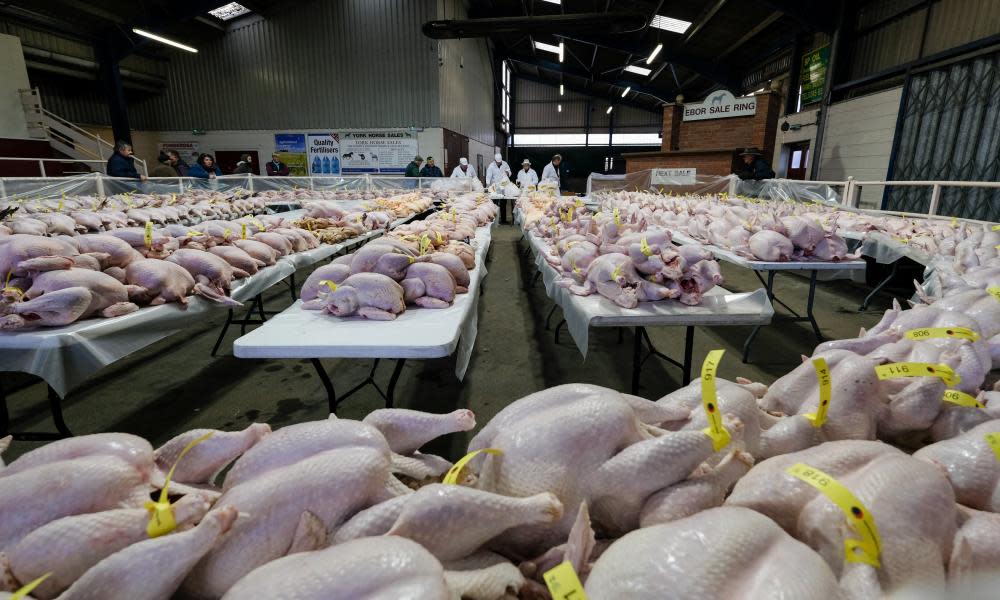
[106,141,142,178]
[419,157,443,177]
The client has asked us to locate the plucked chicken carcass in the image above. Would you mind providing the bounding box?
[950,505,1000,579]
[914,419,1000,512]
[125,259,197,306]
[727,440,957,596]
[401,262,458,308]
[0,234,77,277]
[304,272,406,320]
[585,507,842,599]
[465,384,742,555]
[165,248,243,304]
[1,268,139,329]
[153,423,271,486]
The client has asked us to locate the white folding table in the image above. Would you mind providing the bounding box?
[234,223,494,414]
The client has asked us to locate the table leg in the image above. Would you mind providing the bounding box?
[257,294,267,322]
[544,304,558,330]
[385,359,406,408]
[860,260,898,311]
[682,326,694,385]
[288,273,297,303]
[531,270,541,287]
[240,296,261,335]
[0,380,9,437]
[742,325,763,363]
[48,385,72,438]
[210,309,235,357]
[310,358,339,414]
[806,269,823,341]
[631,326,642,394]
[618,328,624,344]
[554,319,566,344]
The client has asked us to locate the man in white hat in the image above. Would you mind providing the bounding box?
[485,152,512,187]
[450,157,477,179]
[516,158,538,188]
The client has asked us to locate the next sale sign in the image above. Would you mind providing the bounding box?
[682,90,757,121]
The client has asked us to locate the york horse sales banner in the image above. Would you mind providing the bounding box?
[340,131,419,174]
[306,133,341,176]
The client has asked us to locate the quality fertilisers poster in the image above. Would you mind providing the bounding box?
[306,133,342,176]
[340,131,418,174]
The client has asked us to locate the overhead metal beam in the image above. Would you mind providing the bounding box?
[507,54,669,105]
[759,0,836,33]
[717,11,782,59]
[422,12,647,39]
[512,71,662,112]
[683,0,728,44]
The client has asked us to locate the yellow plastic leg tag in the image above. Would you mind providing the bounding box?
[145,431,214,538]
[10,573,52,600]
[700,349,731,451]
[419,235,432,256]
[992,224,1000,231]
[988,287,1000,302]
[904,327,980,342]
[640,236,653,257]
[874,362,960,387]
[143,221,153,249]
[241,223,247,240]
[943,389,984,408]
[804,357,831,428]
[543,561,588,600]
[318,280,338,293]
[786,463,881,567]
[442,448,502,485]
[613,207,621,227]
[984,433,1000,463]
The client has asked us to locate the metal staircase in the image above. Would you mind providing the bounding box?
[18,87,146,175]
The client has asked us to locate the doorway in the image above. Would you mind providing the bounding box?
[443,129,469,176]
[785,142,810,180]
[215,150,260,175]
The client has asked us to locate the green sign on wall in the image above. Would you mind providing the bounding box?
[800,46,830,106]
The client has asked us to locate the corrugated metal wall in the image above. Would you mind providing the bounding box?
[513,77,660,133]
[132,0,441,131]
[436,0,494,145]
[849,0,1000,81]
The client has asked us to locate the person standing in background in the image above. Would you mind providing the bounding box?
[516,159,538,188]
[233,153,254,174]
[541,154,561,190]
[485,153,512,187]
[150,152,178,177]
[188,153,221,179]
[419,156,443,177]
[266,153,289,176]
[405,155,424,177]
[166,150,189,176]
[450,157,477,179]
[736,147,776,180]
[106,141,146,179]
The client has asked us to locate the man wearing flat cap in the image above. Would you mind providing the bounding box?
[736,147,775,180]
[405,155,424,177]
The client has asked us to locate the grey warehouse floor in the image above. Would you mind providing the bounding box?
[3,224,901,461]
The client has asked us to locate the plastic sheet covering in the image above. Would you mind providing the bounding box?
[590,170,735,196]
[235,223,493,380]
[740,179,842,205]
[525,231,773,357]
[853,231,933,267]
[0,259,295,397]
[586,173,625,195]
[0,174,102,202]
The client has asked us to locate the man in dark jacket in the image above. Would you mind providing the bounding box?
[419,156,443,177]
[736,147,775,180]
[266,153,290,176]
[106,141,145,179]
[166,150,188,176]
[404,155,423,177]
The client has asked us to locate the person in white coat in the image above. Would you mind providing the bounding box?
[484,153,512,186]
[450,157,477,179]
[516,159,538,188]
[541,154,562,190]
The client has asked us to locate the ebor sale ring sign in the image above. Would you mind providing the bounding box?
[682,90,757,121]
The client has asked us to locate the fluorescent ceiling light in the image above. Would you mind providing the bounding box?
[534,41,564,62]
[650,14,692,34]
[558,104,562,112]
[208,2,250,21]
[606,106,613,114]
[541,0,561,4]
[559,42,564,63]
[132,28,198,53]
[624,65,652,76]
[559,84,564,95]
[621,86,631,97]
[646,43,663,65]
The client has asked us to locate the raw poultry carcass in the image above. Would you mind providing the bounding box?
[585,507,842,599]
[58,506,238,600]
[107,228,177,259]
[726,440,957,596]
[153,423,271,486]
[71,234,139,269]
[748,229,794,261]
[426,252,471,290]
[4,495,212,599]
[300,263,352,303]
[125,259,196,306]
[231,239,277,266]
[165,249,244,300]
[400,262,458,308]
[2,268,139,328]
[207,246,264,276]
[568,253,643,308]
[916,288,1000,367]
[914,419,1000,512]
[222,536,453,600]
[250,231,292,256]
[949,505,1000,578]
[465,384,744,556]
[304,272,405,320]
[0,234,77,277]
[35,213,82,236]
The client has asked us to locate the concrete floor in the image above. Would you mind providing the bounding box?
[4,224,898,461]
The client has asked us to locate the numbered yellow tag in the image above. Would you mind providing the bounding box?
[442,448,502,485]
[950,216,957,228]
[992,224,1000,231]
[186,230,203,237]
[543,561,588,600]
[143,221,153,248]
[700,349,731,451]
[640,236,653,257]
[904,327,979,342]
[318,280,337,293]
[874,362,960,387]
[786,463,881,567]
[57,197,64,212]
[613,207,621,227]
[145,432,214,538]
[435,231,444,245]
[943,389,984,408]
[169,193,177,205]
[985,433,1000,462]
[988,287,1000,302]
[10,572,52,600]
[804,357,831,428]
[419,235,432,256]
[241,223,247,240]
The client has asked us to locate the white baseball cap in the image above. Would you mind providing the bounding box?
[494,153,502,161]
[459,158,469,166]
